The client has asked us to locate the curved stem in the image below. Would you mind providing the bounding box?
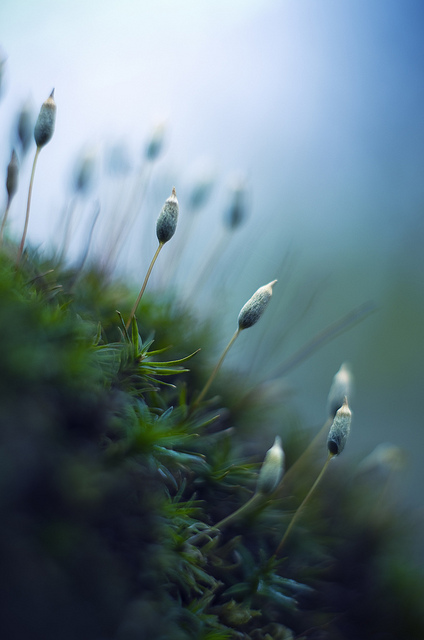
[183,231,227,304]
[17,146,41,265]
[126,242,163,330]
[276,418,332,493]
[56,195,78,265]
[275,452,333,556]
[106,161,153,272]
[191,327,240,412]
[213,492,263,531]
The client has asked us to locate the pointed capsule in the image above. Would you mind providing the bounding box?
[34,89,56,148]
[16,100,34,156]
[188,163,215,212]
[356,443,405,477]
[6,149,19,202]
[327,363,354,418]
[145,122,165,161]
[257,436,285,494]
[237,280,277,330]
[156,187,179,244]
[224,174,248,230]
[73,149,96,194]
[327,397,352,456]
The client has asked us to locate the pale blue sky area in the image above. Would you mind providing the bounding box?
[1,0,423,258]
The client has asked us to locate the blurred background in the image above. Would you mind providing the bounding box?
[1,0,423,558]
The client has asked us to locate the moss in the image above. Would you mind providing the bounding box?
[0,250,421,640]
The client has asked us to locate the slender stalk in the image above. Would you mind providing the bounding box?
[106,161,153,272]
[126,242,164,330]
[269,302,375,380]
[275,452,333,556]
[184,231,228,303]
[17,146,41,265]
[165,201,198,289]
[213,492,263,531]
[276,418,332,493]
[191,327,240,412]
[56,195,78,265]
[69,201,101,291]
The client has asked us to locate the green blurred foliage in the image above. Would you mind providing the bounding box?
[0,247,423,640]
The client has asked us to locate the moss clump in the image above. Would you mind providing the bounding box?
[0,252,422,640]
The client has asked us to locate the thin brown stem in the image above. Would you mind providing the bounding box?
[191,327,241,413]
[213,492,263,531]
[126,242,163,330]
[275,452,333,556]
[276,418,332,495]
[17,146,41,265]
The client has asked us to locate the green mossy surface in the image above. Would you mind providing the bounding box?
[0,251,423,640]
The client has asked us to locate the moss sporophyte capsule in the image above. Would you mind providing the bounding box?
[191,279,277,412]
[327,397,352,456]
[16,90,58,264]
[257,436,285,494]
[6,150,19,202]
[17,100,34,156]
[1,150,19,243]
[145,122,165,161]
[156,187,179,244]
[237,280,277,330]
[125,187,179,330]
[34,89,56,148]
[327,363,353,419]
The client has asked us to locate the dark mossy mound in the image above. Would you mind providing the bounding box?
[0,252,423,640]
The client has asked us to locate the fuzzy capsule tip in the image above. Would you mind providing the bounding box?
[327,362,354,418]
[327,397,352,456]
[145,122,165,161]
[34,90,57,149]
[256,435,285,495]
[225,175,248,230]
[6,149,19,200]
[156,187,179,244]
[237,280,277,331]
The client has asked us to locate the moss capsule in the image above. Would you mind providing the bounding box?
[6,149,19,202]
[34,89,56,148]
[257,436,285,494]
[156,187,179,244]
[237,280,277,330]
[327,397,352,456]
[327,363,354,418]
